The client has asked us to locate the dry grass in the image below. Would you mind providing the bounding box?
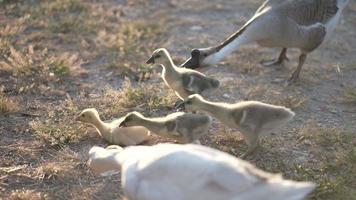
[298,120,356,199]
[30,99,87,146]
[1,0,355,199]
[342,87,356,105]
[0,91,18,113]
[9,190,43,200]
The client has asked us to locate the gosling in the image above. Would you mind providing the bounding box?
[119,111,212,144]
[146,48,219,100]
[76,108,150,146]
[178,94,295,158]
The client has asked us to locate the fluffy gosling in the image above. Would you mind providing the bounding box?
[119,111,212,144]
[178,94,295,158]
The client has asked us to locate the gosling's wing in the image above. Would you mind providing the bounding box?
[181,72,217,94]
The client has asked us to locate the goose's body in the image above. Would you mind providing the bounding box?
[179,95,295,157]
[181,0,349,84]
[147,48,219,100]
[119,111,212,143]
[88,143,315,200]
[76,108,150,146]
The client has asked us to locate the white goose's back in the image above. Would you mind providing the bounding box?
[106,144,315,200]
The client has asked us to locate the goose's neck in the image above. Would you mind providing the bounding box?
[207,27,249,65]
[90,117,111,138]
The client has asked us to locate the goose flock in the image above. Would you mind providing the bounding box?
[76,0,350,199]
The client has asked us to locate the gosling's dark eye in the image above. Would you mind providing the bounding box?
[202,53,208,57]
[81,113,86,117]
[154,54,161,59]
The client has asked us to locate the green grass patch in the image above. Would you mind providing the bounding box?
[30,99,86,146]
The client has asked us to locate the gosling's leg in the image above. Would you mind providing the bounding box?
[261,48,289,67]
[286,53,307,85]
[239,133,259,159]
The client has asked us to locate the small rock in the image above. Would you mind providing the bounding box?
[223,94,230,99]
[190,26,203,31]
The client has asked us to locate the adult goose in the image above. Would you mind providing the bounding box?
[147,48,219,100]
[181,0,349,84]
[88,143,315,200]
[177,94,295,158]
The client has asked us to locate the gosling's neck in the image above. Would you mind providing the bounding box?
[90,116,111,137]
[159,54,179,76]
[195,100,230,121]
[133,117,166,135]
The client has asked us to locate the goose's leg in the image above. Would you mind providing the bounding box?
[261,48,289,67]
[239,133,259,159]
[286,53,307,85]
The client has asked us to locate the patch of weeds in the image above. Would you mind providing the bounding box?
[9,190,43,200]
[30,99,86,146]
[36,162,75,183]
[117,79,176,113]
[102,21,166,77]
[0,45,39,77]
[0,91,18,113]
[276,95,308,110]
[48,16,93,35]
[342,87,356,105]
[242,85,268,100]
[298,121,356,199]
[301,121,349,148]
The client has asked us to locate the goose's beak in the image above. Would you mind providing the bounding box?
[180,56,199,69]
[175,102,186,111]
[146,56,155,65]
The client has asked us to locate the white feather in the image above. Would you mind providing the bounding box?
[88,144,315,200]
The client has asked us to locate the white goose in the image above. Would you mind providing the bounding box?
[88,143,315,200]
[181,0,350,84]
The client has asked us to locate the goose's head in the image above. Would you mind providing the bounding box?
[76,108,100,124]
[88,145,124,175]
[176,94,205,112]
[119,112,144,128]
[180,47,218,69]
[146,48,170,65]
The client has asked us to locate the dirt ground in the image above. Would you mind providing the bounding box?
[0,0,355,199]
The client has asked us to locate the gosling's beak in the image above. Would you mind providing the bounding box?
[75,115,81,122]
[119,121,126,128]
[180,56,200,69]
[175,102,186,111]
[146,56,155,65]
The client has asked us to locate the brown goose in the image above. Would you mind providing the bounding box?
[181,0,349,84]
